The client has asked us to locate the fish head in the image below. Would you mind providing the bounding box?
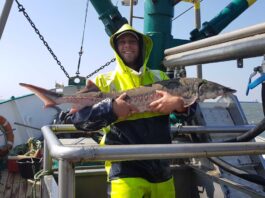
[198,80,236,101]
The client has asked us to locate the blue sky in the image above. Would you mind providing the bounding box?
[0,0,265,102]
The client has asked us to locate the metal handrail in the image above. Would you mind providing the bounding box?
[41,124,265,198]
[165,22,265,56]
[42,124,265,162]
[163,33,265,69]
[171,124,254,134]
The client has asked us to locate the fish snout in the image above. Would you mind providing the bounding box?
[223,87,236,95]
[198,82,236,101]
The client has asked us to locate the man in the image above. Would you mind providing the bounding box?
[70,24,190,198]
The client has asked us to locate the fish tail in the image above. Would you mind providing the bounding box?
[19,83,61,107]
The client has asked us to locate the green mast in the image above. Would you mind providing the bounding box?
[144,0,188,71]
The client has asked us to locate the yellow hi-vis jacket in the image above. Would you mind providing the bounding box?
[73,24,173,183]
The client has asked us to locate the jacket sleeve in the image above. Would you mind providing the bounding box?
[71,98,118,131]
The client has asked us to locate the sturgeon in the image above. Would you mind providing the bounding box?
[20,78,236,113]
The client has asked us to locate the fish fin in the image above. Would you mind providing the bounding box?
[184,97,198,108]
[77,80,100,94]
[19,83,61,107]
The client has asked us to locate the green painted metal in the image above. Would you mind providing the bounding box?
[190,0,255,41]
[68,76,86,87]
[88,0,256,71]
[90,0,127,36]
[143,0,256,71]
[144,0,175,71]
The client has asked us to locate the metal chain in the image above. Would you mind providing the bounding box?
[15,0,115,80]
[86,58,116,79]
[15,0,70,79]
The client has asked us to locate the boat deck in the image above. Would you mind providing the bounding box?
[0,169,40,198]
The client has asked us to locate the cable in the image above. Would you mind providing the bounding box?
[76,0,90,75]
[221,117,265,143]
[208,115,265,185]
[190,134,265,186]
[172,0,204,22]
[209,157,265,186]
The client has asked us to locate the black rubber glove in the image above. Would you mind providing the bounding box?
[57,111,73,124]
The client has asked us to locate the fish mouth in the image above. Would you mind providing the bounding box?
[197,80,206,99]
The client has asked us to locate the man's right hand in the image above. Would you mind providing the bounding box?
[112,93,139,119]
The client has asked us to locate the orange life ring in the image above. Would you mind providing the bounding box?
[0,115,14,156]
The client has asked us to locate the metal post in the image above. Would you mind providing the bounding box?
[129,0,134,26]
[0,0,14,39]
[42,140,53,198]
[59,159,75,198]
[43,140,52,172]
[194,0,202,78]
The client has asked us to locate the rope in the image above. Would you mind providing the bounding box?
[31,169,53,198]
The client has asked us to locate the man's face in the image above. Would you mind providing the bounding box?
[116,33,140,68]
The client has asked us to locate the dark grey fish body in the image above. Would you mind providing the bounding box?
[20,78,236,113]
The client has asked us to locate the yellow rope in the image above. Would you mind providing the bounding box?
[31,169,53,198]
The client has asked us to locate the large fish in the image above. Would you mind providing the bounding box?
[19,78,236,113]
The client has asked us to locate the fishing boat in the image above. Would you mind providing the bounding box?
[1,0,265,197]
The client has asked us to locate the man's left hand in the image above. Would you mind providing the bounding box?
[149,90,187,114]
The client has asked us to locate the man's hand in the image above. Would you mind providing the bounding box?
[113,93,139,119]
[149,90,186,114]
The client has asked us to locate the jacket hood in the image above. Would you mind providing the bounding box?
[110,24,153,74]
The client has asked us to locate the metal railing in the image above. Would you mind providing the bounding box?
[42,124,265,198]
[171,124,254,134]
[163,22,265,68]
